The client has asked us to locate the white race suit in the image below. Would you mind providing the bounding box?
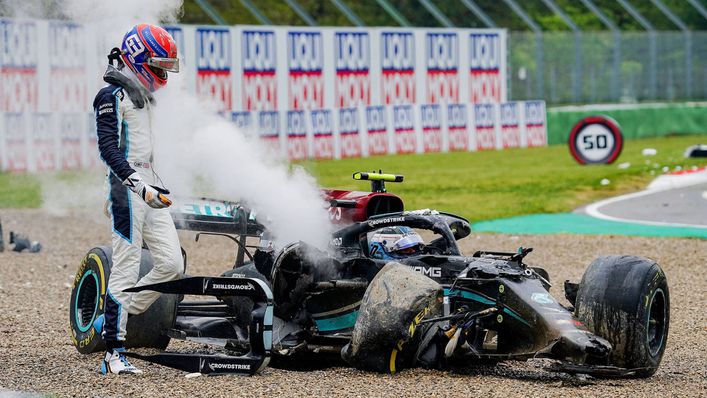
[93,78,183,343]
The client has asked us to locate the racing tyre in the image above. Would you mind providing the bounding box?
[574,255,669,377]
[221,263,271,330]
[342,262,443,373]
[69,246,177,354]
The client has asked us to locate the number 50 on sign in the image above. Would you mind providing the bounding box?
[569,116,623,165]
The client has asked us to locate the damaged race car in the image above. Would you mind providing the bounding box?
[69,172,669,378]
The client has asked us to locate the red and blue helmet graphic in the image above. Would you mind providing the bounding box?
[120,24,179,91]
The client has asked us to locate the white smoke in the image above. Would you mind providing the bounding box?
[58,0,183,51]
[152,82,332,248]
[0,0,60,19]
[6,0,333,248]
[38,170,106,218]
[1,0,182,29]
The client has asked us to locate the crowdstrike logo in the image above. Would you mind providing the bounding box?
[368,216,405,227]
[211,283,255,291]
[208,362,252,371]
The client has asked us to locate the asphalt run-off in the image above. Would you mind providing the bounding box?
[584,182,707,228]
[474,170,707,238]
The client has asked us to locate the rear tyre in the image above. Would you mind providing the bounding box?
[69,246,177,354]
[575,255,669,377]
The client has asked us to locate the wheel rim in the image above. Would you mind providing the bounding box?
[646,288,667,357]
[75,270,100,333]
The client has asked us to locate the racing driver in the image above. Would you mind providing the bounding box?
[92,24,183,375]
[368,226,425,259]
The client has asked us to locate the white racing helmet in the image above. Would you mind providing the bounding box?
[368,226,424,259]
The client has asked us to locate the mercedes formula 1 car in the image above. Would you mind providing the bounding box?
[69,172,669,378]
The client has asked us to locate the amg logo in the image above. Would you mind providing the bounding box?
[209,362,251,371]
[412,266,441,278]
[369,216,405,227]
[211,283,254,291]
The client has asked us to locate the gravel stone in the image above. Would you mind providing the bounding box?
[0,209,705,397]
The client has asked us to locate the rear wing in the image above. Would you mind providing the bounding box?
[170,197,266,236]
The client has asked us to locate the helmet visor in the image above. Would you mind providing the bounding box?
[392,234,424,252]
[146,57,180,73]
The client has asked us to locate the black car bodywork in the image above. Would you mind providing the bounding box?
[70,174,668,377]
[257,211,619,375]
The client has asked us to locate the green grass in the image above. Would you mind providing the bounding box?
[2,135,706,221]
[0,172,41,208]
[301,135,707,222]
[0,171,102,209]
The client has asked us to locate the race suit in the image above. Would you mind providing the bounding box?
[93,75,183,344]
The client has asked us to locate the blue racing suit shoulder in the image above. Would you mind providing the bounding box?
[93,84,125,109]
[93,84,134,182]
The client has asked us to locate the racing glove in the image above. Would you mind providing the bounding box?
[123,172,172,209]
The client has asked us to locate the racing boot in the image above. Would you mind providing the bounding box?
[100,348,143,375]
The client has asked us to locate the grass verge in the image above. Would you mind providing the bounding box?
[2,135,706,222]
[0,172,41,208]
[302,134,707,222]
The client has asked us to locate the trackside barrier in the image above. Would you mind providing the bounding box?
[0,17,549,172]
[226,102,547,161]
[152,24,508,112]
[0,111,95,172]
[0,102,547,170]
[546,103,707,145]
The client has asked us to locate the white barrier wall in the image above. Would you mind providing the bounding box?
[0,18,547,171]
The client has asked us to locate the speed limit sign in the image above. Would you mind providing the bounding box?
[569,116,623,165]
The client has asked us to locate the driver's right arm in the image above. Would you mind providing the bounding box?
[93,86,136,181]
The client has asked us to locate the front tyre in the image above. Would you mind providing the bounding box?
[575,255,669,377]
[69,246,111,354]
[342,262,443,373]
[69,246,176,354]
